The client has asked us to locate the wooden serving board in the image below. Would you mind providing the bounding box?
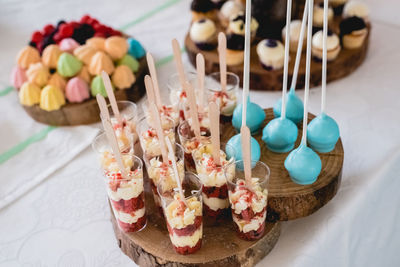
[221,109,344,221]
[22,57,148,126]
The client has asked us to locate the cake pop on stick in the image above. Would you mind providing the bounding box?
[273,0,308,124]
[149,102,169,164]
[172,39,187,93]
[262,0,298,153]
[146,52,162,109]
[101,71,122,125]
[307,0,340,153]
[218,32,228,94]
[196,53,205,113]
[285,0,322,185]
[209,101,221,166]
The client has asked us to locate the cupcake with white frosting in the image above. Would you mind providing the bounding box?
[312,30,341,61]
[190,18,218,50]
[330,0,348,15]
[343,1,370,22]
[282,20,307,53]
[219,0,244,27]
[313,3,334,29]
[191,0,217,22]
[256,39,285,70]
[340,16,368,49]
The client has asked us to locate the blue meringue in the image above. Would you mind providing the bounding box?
[127,38,145,59]
[232,97,266,135]
[307,112,340,153]
[273,89,304,124]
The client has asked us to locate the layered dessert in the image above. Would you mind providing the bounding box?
[143,104,180,128]
[228,178,268,240]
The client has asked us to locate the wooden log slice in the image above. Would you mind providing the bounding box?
[220,109,344,221]
[22,57,148,126]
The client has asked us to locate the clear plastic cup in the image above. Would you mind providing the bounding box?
[206,72,239,122]
[158,172,203,255]
[143,143,185,216]
[192,142,236,224]
[167,71,197,107]
[142,102,180,129]
[224,160,270,241]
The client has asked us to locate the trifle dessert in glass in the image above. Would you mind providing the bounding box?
[92,133,146,233]
[192,143,236,223]
[158,172,203,255]
[142,102,180,129]
[225,160,270,241]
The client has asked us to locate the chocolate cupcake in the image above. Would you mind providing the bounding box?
[330,0,348,15]
[343,1,370,22]
[211,0,227,9]
[256,39,285,70]
[340,16,367,49]
[191,0,217,21]
[312,30,341,61]
[226,33,244,66]
[313,3,334,29]
[190,19,218,50]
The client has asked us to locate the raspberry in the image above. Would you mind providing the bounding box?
[31,31,43,43]
[93,32,106,38]
[43,24,55,36]
[69,21,80,29]
[111,30,122,36]
[88,18,99,26]
[80,15,91,24]
[59,24,74,38]
[53,32,63,43]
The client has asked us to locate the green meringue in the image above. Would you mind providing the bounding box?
[90,75,114,97]
[57,53,83,77]
[117,54,139,73]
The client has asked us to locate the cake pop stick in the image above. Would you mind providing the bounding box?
[96,94,128,178]
[218,32,227,94]
[196,53,205,113]
[144,75,156,105]
[172,39,186,93]
[321,0,328,114]
[209,101,221,166]
[101,71,122,125]
[149,102,169,164]
[241,0,252,128]
[186,81,201,139]
[281,0,293,119]
[146,52,162,109]
[241,126,252,189]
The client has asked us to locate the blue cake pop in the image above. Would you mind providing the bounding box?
[273,89,304,124]
[262,117,298,152]
[232,97,265,135]
[226,133,260,169]
[127,38,145,59]
[307,112,339,153]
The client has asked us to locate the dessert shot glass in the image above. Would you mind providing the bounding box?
[142,102,180,129]
[225,160,270,241]
[158,172,203,255]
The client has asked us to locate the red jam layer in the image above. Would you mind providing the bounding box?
[111,192,145,213]
[167,216,202,237]
[232,207,266,222]
[173,238,202,255]
[234,221,265,241]
[203,204,230,223]
[184,152,196,172]
[202,184,228,199]
[117,215,147,233]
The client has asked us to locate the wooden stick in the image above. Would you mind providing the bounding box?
[144,75,156,106]
[196,53,205,113]
[321,0,328,114]
[209,102,221,166]
[241,126,252,189]
[172,39,186,93]
[218,32,227,94]
[96,94,128,178]
[146,52,162,109]
[165,137,187,206]
[149,102,168,164]
[281,0,293,119]
[101,71,122,125]
[185,81,201,139]
[241,0,252,127]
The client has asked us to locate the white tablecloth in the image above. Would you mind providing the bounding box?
[1,0,400,266]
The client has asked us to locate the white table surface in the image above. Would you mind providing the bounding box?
[1,0,400,266]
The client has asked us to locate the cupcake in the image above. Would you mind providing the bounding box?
[211,0,227,9]
[340,16,367,49]
[219,0,243,27]
[191,0,216,21]
[330,0,348,15]
[190,18,217,50]
[227,13,259,40]
[282,20,307,53]
[343,1,370,22]
[313,3,334,29]
[312,30,341,61]
[256,39,285,70]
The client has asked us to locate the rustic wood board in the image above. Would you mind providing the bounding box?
[185,17,370,91]
[22,57,148,126]
[220,108,344,221]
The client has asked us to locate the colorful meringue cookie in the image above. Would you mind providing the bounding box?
[19,82,41,106]
[77,66,91,84]
[65,77,90,103]
[40,85,66,111]
[48,72,67,91]
[91,74,113,97]
[127,38,145,59]
[112,65,136,90]
[57,52,83,77]
[41,44,62,69]
[256,39,285,70]
[88,51,115,76]
[312,30,341,61]
[190,18,217,50]
[86,37,106,51]
[17,46,41,69]
[59,38,80,53]
[105,36,128,60]
[73,44,97,65]
[117,54,139,73]
[10,66,27,89]
[26,62,49,87]
[232,97,266,134]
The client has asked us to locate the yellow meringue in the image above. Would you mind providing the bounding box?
[73,44,97,65]
[86,37,106,51]
[48,72,67,91]
[77,66,91,84]
[40,85,66,111]
[17,46,41,69]
[88,51,115,76]
[26,62,49,87]
[19,82,41,106]
[42,45,62,69]
[105,36,128,60]
[112,65,136,90]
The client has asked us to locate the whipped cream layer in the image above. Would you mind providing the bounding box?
[107,171,144,201]
[169,228,202,247]
[166,195,202,229]
[140,128,175,157]
[114,207,146,224]
[147,156,184,193]
[202,193,229,211]
[232,210,266,233]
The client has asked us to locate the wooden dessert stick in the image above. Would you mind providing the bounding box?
[241,0,252,128]
[101,71,122,125]
[144,75,156,105]
[186,81,201,140]
[241,126,252,189]
[149,102,169,164]
[281,0,293,119]
[146,52,163,109]
[172,39,187,93]
[321,0,328,114]
[196,53,205,113]
[96,94,128,178]
[165,137,187,206]
[218,32,227,94]
[209,102,221,166]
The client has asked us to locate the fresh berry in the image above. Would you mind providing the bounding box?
[69,21,80,29]
[57,20,66,27]
[93,32,106,38]
[53,32,63,43]
[36,42,44,54]
[43,24,55,36]
[72,23,95,44]
[28,41,36,48]
[31,31,43,43]
[59,24,74,37]
[111,30,122,36]
[88,18,99,26]
[80,14,91,24]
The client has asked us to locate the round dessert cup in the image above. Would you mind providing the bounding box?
[192,142,236,224]
[142,102,180,129]
[136,116,176,161]
[143,143,185,217]
[177,120,211,172]
[225,160,270,241]
[206,72,239,123]
[158,172,203,255]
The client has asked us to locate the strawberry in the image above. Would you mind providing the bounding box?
[59,24,74,38]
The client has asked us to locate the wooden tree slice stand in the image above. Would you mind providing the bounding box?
[22,57,148,126]
[185,16,370,91]
[221,108,344,221]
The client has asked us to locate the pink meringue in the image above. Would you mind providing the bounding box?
[10,66,27,89]
[59,38,80,53]
[65,77,90,103]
